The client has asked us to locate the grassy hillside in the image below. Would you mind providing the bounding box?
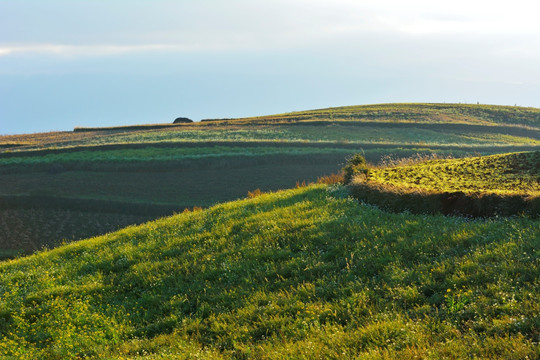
[0,185,538,359]
[1,103,539,255]
[349,151,539,217]
[213,103,540,127]
[366,151,540,196]
[2,103,540,152]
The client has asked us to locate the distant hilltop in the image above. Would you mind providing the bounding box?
[73,103,540,131]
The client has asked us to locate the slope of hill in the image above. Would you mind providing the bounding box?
[1,103,539,256]
[211,103,540,127]
[366,151,539,195]
[0,185,538,359]
[350,151,539,217]
[2,103,540,152]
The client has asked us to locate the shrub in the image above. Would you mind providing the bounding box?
[247,189,263,198]
[317,172,345,185]
[343,154,370,184]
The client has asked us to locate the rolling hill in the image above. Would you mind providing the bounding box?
[0,185,538,359]
[1,103,539,256]
[0,103,539,358]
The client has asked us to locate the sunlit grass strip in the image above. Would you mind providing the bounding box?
[367,151,539,195]
[349,152,540,217]
[215,103,540,127]
[74,124,540,148]
[0,146,355,166]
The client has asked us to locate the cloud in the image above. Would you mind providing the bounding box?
[0,43,221,57]
[2,0,540,60]
[337,1,540,35]
[0,48,13,56]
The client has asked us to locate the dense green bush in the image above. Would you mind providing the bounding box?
[343,153,370,183]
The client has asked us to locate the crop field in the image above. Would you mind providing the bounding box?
[0,154,347,255]
[1,103,539,256]
[0,185,538,358]
[0,208,152,260]
[0,157,346,205]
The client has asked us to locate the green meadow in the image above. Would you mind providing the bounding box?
[0,185,538,359]
[0,103,538,358]
[366,151,540,196]
[1,103,539,253]
[0,146,355,167]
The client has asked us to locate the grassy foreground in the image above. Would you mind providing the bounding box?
[0,185,538,359]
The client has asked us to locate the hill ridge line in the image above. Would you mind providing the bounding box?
[1,140,538,158]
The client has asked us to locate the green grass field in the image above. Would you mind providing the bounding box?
[0,185,538,359]
[2,103,539,152]
[1,103,539,255]
[366,151,540,196]
[0,146,356,167]
[209,102,540,127]
[0,103,539,358]
[68,124,539,148]
[348,151,539,217]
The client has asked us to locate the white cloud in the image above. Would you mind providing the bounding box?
[1,0,540,59]
[0,48,13,56]
[0,43,228,57]
[363,0,540,35]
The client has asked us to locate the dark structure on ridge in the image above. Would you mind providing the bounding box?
[173,117,193,124]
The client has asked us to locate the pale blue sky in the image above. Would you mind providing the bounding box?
[1,0,540,134]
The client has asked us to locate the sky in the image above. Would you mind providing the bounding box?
[1,0,540,134]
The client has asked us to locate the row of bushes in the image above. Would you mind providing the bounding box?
[349,180,539,218]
